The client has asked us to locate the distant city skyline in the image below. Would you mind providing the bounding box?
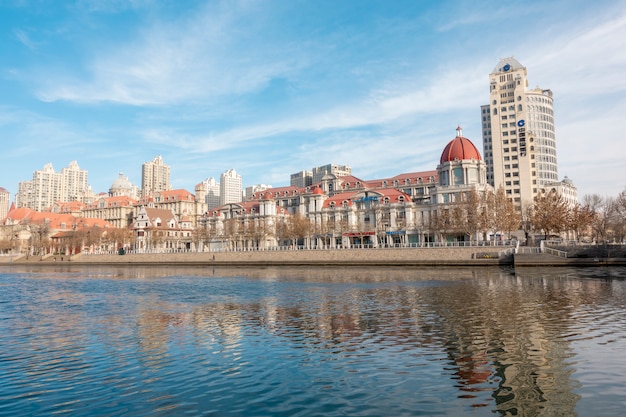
[1,1,625,200]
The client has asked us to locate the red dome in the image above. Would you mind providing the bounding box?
[312,187,324,195]
[440,127,482,164]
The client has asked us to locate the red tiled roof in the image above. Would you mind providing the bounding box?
[4,207,111,229]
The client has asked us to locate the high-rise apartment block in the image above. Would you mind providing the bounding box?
[481,57,566,207]
[290,170,313,188]
[141,156,171,198]
[0,187,9,221]
[311,164,352,185]
[196,177,221,210]
[220,169,242,206]
[245,184,272,201]
[16,161,93,211]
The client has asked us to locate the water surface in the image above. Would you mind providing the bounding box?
[1,265,625,416]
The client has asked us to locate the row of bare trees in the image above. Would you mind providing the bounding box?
[518,189,626,244]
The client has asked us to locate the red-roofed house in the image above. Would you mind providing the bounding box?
[133,206,194,252]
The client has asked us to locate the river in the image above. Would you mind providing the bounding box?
[1,265,625,416]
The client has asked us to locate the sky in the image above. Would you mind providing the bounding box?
[1,0,626,201]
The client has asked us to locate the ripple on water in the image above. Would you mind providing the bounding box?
[2,267,626,416]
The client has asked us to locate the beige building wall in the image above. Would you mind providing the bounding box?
[482,57,566,208]
[141,156,171,197]
[0,187,9,221]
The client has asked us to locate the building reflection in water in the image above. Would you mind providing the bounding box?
[10,265,625,415]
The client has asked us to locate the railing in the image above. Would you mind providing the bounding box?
[81,240,516,256]
[544,247,568,258]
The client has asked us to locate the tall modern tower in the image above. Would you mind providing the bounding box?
[220,169,242,205]
[141,156,171,198]
[481,57,558,208]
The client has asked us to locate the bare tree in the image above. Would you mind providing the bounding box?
[531,190,569,240]
[567,203,595,243]
[493,187,520,240]
[583,194,619,243]
[284,213,311,248]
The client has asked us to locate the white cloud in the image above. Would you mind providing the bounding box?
[13,29,37,50]
[37,1,306,105]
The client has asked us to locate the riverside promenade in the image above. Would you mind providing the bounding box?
[2,245,514,267]
[4,244,626,268]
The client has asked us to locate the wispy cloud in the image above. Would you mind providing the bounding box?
[37,1,307,105]
[13,28,37,50]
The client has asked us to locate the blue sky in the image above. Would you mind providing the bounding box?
[1,0,625,200]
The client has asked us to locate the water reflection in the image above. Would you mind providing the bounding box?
[1,266,626,416]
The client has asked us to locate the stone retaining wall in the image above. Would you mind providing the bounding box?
[31,246,512,267]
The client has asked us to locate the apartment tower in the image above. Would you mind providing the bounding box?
[219,169,242,205]
[141,156,171,198]
[0,187,9,221]
[481,57,558,207]
[16,161,92,211]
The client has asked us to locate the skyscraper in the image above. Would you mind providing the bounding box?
[481,57,560,207]
[141,156,171,198]
[220,169,242,205]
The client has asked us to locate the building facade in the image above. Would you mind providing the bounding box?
[220,169,242,206]
[141,156,171,198]
[16,161,93,212]
[196,177,220,210]
[290,170,313,188]
[0,187,9,221]
[109,173,140,200]
[481,57,571,208]
[195,129,497,250]
[311,164,352,184]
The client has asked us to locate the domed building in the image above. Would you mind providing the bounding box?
[109,173,139,200]
[434,126,490,204]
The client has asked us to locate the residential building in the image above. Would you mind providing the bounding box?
[481,57,576,208]
[2,206,112,255]
[140,189,207,228]
[245,184,272,201]
[16,161,93,212]
[0,187,9,221]
[311,163,352,184]
[220,169,242,206]
[290,170,312,188]
[195,177,220,210]
[133,206,194,252]
[141,156,171,197]
[82,195,139,229]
